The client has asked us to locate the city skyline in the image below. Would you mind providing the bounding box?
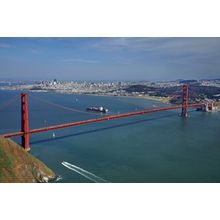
[0,37,220,81]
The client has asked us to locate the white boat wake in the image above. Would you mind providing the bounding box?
[56,176,63,182]
[61,161,109,183]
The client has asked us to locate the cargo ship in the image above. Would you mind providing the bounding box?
[86,106,109,113]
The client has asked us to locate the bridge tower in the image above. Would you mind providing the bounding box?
[21,93,30,151]
[181,84,189,117]
[203,101,214,112]
[208,101,214,111]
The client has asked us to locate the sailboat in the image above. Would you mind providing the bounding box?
[52,132,56,138]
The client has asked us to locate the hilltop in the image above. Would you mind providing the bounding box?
[0,137,56,183]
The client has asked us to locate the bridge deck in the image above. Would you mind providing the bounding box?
[2,103,204,138]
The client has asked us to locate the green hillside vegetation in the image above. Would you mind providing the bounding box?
[0,137,56,183]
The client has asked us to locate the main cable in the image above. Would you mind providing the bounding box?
[29,93,108,117]
[0,95,19,111]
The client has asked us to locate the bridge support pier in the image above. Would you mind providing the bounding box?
[181,84,189,117]
[21,93,30,151]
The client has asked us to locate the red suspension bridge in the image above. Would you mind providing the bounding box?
[0,85,212,151]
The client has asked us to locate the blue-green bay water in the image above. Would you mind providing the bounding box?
[1,90,220,183]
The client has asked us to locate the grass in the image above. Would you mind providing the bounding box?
[0,137,56,183]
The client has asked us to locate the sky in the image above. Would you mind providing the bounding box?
[0,37,220,81]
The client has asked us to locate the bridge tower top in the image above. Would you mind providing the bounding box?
[21,93,30,151]
[181,84,189,117]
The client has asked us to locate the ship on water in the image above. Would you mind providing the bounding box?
[86,106,109,113]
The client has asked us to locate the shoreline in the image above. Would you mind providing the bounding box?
[81,93,170,103]
[0,87,171,104]
[1,88,220,108]
[132,95,172,104]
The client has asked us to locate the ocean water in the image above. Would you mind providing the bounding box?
[0,90,220,183]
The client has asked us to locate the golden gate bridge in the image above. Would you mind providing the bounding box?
[0,84,213,151]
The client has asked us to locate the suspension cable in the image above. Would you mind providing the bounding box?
[29,93,108,116]
[0,95,19,111]
[117,97,150,110]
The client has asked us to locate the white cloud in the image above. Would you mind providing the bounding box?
[0,43,11,48]
[62,58,99,64]
[91,37,220,66]
[92,37,220,56]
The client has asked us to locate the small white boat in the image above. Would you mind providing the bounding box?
[52,132,56,138]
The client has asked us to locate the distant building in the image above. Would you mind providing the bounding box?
[53,79,58,85]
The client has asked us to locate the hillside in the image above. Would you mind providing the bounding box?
[0,137,56,183]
